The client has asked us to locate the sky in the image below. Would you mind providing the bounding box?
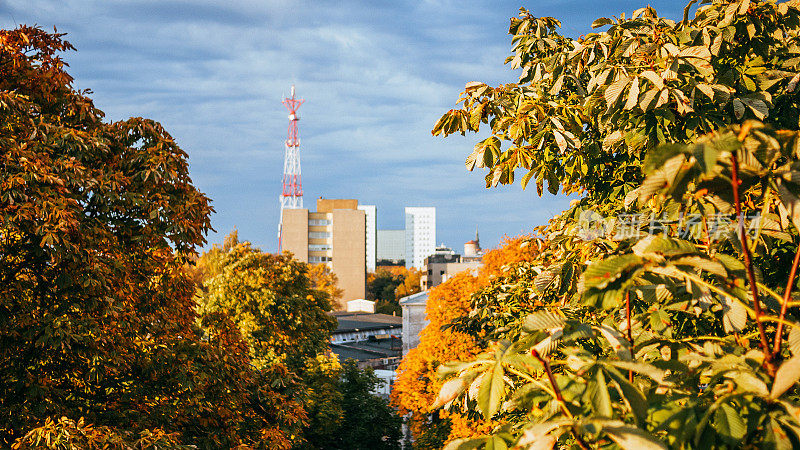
[2,0,685,254]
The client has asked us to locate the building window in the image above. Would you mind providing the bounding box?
[308,244,332,251]
[309,219,331,226]
[440,270,445,275]
[308,231,332,239]
[309,256,332,263]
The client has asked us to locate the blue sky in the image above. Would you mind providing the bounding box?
[3,0,685,254]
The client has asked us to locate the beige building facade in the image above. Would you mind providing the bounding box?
[281,198,366,309]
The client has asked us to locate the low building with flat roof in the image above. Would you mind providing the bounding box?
[328,311,403,371]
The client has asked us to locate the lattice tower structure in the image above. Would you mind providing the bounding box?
[278,85,305,249]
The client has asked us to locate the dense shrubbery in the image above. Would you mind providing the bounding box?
[397,1,800,448]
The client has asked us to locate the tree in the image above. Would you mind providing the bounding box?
[427,1,800,448]
[195,232,403,449]
[368,267,422,315]
[395,268,422,300]
[0,25,312,448]
[331,360,403,450]
[308,263,344,310]
[195,234,337,369]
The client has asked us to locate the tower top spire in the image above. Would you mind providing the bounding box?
[475,226,479,245]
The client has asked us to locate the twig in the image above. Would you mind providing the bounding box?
[773,245,800,356]
[531,348,590,450]
[626,290,635,383]
[732,124,774,373]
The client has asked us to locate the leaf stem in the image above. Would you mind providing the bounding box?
[531,348,590,450]
[773,245,800,356]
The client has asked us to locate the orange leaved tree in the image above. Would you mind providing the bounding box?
[391,236,540,447]
[0,26,305,448]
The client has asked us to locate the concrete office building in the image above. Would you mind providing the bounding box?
[281,198,366,308]
[358,204,377,272]
[420,243,482,290]
[405,207,436,270]
[377,229,405,264]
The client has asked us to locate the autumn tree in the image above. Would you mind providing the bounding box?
[195,232,403,448]
[308,262,344,309]
[392,236,539,446]
[426,1,800,449]
[0,25,310,448]
[395,267,423,300]
[368,266,422,315]
[194,235,336,369]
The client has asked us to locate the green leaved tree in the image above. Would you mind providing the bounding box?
[424,1,800,448]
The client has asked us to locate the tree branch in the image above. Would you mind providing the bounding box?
[773,245,800,356]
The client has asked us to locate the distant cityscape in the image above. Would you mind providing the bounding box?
[279,197,483,308]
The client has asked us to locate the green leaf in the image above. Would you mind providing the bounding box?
[602,422,667,450]
[777,182,800,233]
[771,355,800,399]
[649,310,671,334]
[716,254,746,273]
[635,235,697,257]
[671,256,727,277]
[721,296,747,334]
[517,420,568,449]
[522,311,565,332]
[603,360,667,384]
[605,367,648,427]
[641,71,665,90]
[533,269,558,291]
[597,325,632,360]
[485,435,508,450]
[432,377,466,409]
[520,169,535,190]
[478,360,506,418]
[592,369,613,417]
[766,417,794,450]
[788,326,800,356]
[592,17,613,28]
[713,403,747,441]
[624,78,640,111]
[605,77,631,107]
[638,154,687,202]
[583,254,644,290]
[726,371,768,396]
[443,437,487,450]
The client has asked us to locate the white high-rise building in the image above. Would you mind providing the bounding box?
[358,205,377,272]
[405,207,436,269]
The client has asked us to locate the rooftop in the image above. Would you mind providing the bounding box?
[330,311,402,334]
[330,336,401,362]
[399,290,429,306]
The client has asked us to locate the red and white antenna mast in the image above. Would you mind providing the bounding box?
[278,84,305,250]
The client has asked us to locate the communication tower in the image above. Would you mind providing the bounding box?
[278,85,305,249]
